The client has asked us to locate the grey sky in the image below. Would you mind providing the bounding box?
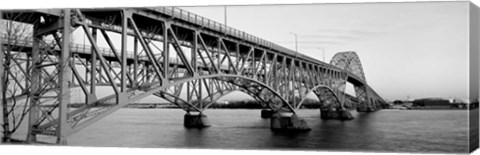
[181,2,470,100]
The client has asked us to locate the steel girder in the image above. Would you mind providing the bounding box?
[331,51,366,81]
[330,51,386,109]
[297,85,344,110]
[0,7,385,144]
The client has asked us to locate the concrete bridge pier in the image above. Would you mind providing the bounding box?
[271,112,311,132]
[320,108,339,119]
[261,109,274,118]
[184,112,211,128]
[337,108,354,120]
[320,108,354,120]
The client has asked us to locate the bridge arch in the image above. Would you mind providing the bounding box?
[330,51,366,81]
[296,85,344,110]
[154,82,280,112]
[197,88,271,110]
[329,51,386,111]
[30,74,297,135]
[132,74,296,113]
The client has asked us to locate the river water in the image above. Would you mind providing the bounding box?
[51,108,469,153]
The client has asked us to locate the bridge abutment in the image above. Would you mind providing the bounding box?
[261,109,274,118]
[270,113,311,132]
[184,113,211,128]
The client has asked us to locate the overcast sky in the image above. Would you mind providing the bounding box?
[180,2,469,101]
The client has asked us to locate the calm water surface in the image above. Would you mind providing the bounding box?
[58,109,470,153]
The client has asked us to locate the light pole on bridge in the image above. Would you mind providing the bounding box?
[317,47,326,62]
[224,5,227,26]
[289,32,298,57]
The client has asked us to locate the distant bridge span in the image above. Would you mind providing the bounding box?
[0,7,386,144]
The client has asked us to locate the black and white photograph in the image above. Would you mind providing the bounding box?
[0,0,479,154]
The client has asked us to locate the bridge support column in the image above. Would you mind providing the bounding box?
[368,100,378,112]
[261,109,274,118]
[337,109,354,120]
[320,108,353,120]
[271,113,310,132]
[184,113,211,128]
[320,108,339,120]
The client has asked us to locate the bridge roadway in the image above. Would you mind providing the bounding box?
[1,7,386,144]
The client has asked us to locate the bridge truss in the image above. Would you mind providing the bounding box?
[0,7,386,144]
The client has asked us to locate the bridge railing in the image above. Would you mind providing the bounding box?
[0,33,133,57]
[147,7,336,68]
[1,33,235,70]
[149,7,297,56]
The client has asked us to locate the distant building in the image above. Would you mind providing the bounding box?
[451,98,470,104]
[450,98,469,109]
[412,98,453,109]
[393,100,403,105]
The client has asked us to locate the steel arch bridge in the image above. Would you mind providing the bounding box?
[0,7,386,144]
